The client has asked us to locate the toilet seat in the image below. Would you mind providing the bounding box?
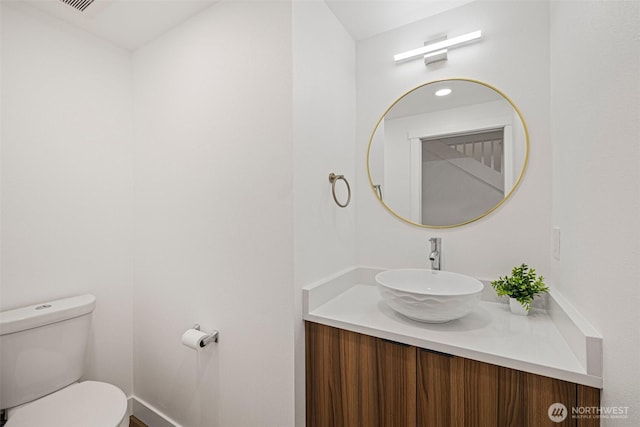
[6,381,127,427]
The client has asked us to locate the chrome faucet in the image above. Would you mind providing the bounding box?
[429,237,441,270]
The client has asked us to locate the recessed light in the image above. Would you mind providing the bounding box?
[435,88,452,97]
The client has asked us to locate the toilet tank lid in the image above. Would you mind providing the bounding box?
[0,294,96,335]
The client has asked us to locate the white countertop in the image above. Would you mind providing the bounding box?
[304,280,602,388]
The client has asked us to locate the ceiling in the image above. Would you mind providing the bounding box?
[13,0,220,50]
[325,0,476,40]
[9,0,475,50]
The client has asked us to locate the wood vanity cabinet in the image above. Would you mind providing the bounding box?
[305,321,416,426]
[305,321,600,427]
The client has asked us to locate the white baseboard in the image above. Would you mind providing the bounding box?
[130,396,181,427]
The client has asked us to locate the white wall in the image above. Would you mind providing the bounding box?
[550,2,640,424]
[0,3,134,396]
[356,1,551,279]
[293,1,356,425]
[132,2,294,426]
[293,1,357,289]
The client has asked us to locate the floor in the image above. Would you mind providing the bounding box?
[129,416,148,427]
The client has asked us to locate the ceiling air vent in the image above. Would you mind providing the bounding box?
[59,0,96,12]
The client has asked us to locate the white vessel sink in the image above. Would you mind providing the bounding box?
[375,269,484,323]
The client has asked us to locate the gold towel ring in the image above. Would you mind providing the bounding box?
[329,173,351,208]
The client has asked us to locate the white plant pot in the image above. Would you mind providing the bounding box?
[509,298,529,316]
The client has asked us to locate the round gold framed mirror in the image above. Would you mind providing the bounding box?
[366,78,529,228]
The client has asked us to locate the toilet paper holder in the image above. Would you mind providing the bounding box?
[193,323,219,346]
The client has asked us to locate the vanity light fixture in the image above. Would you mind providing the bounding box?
[435,88,452,97]
[393,30,482,63]
[423,49,448,64]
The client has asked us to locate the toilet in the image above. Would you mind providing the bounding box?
[0,294,128,427]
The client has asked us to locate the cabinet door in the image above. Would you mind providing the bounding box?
[523,373,577,427]
[498,366,526,426]
[305,322,416,427]
[375,337,417,425]
[576,384,601,427]
[417,349,499,427]
[417,349,455,426]
[419,350,592,427]
[501,365,602,427]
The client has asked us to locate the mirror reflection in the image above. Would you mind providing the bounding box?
[367,79,529,228]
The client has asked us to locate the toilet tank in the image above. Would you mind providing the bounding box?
[0,294,96,410]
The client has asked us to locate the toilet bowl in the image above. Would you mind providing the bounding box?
[0,295,128,427]
[6,381,128,427]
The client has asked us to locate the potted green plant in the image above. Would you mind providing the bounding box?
[491,263,549,315]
